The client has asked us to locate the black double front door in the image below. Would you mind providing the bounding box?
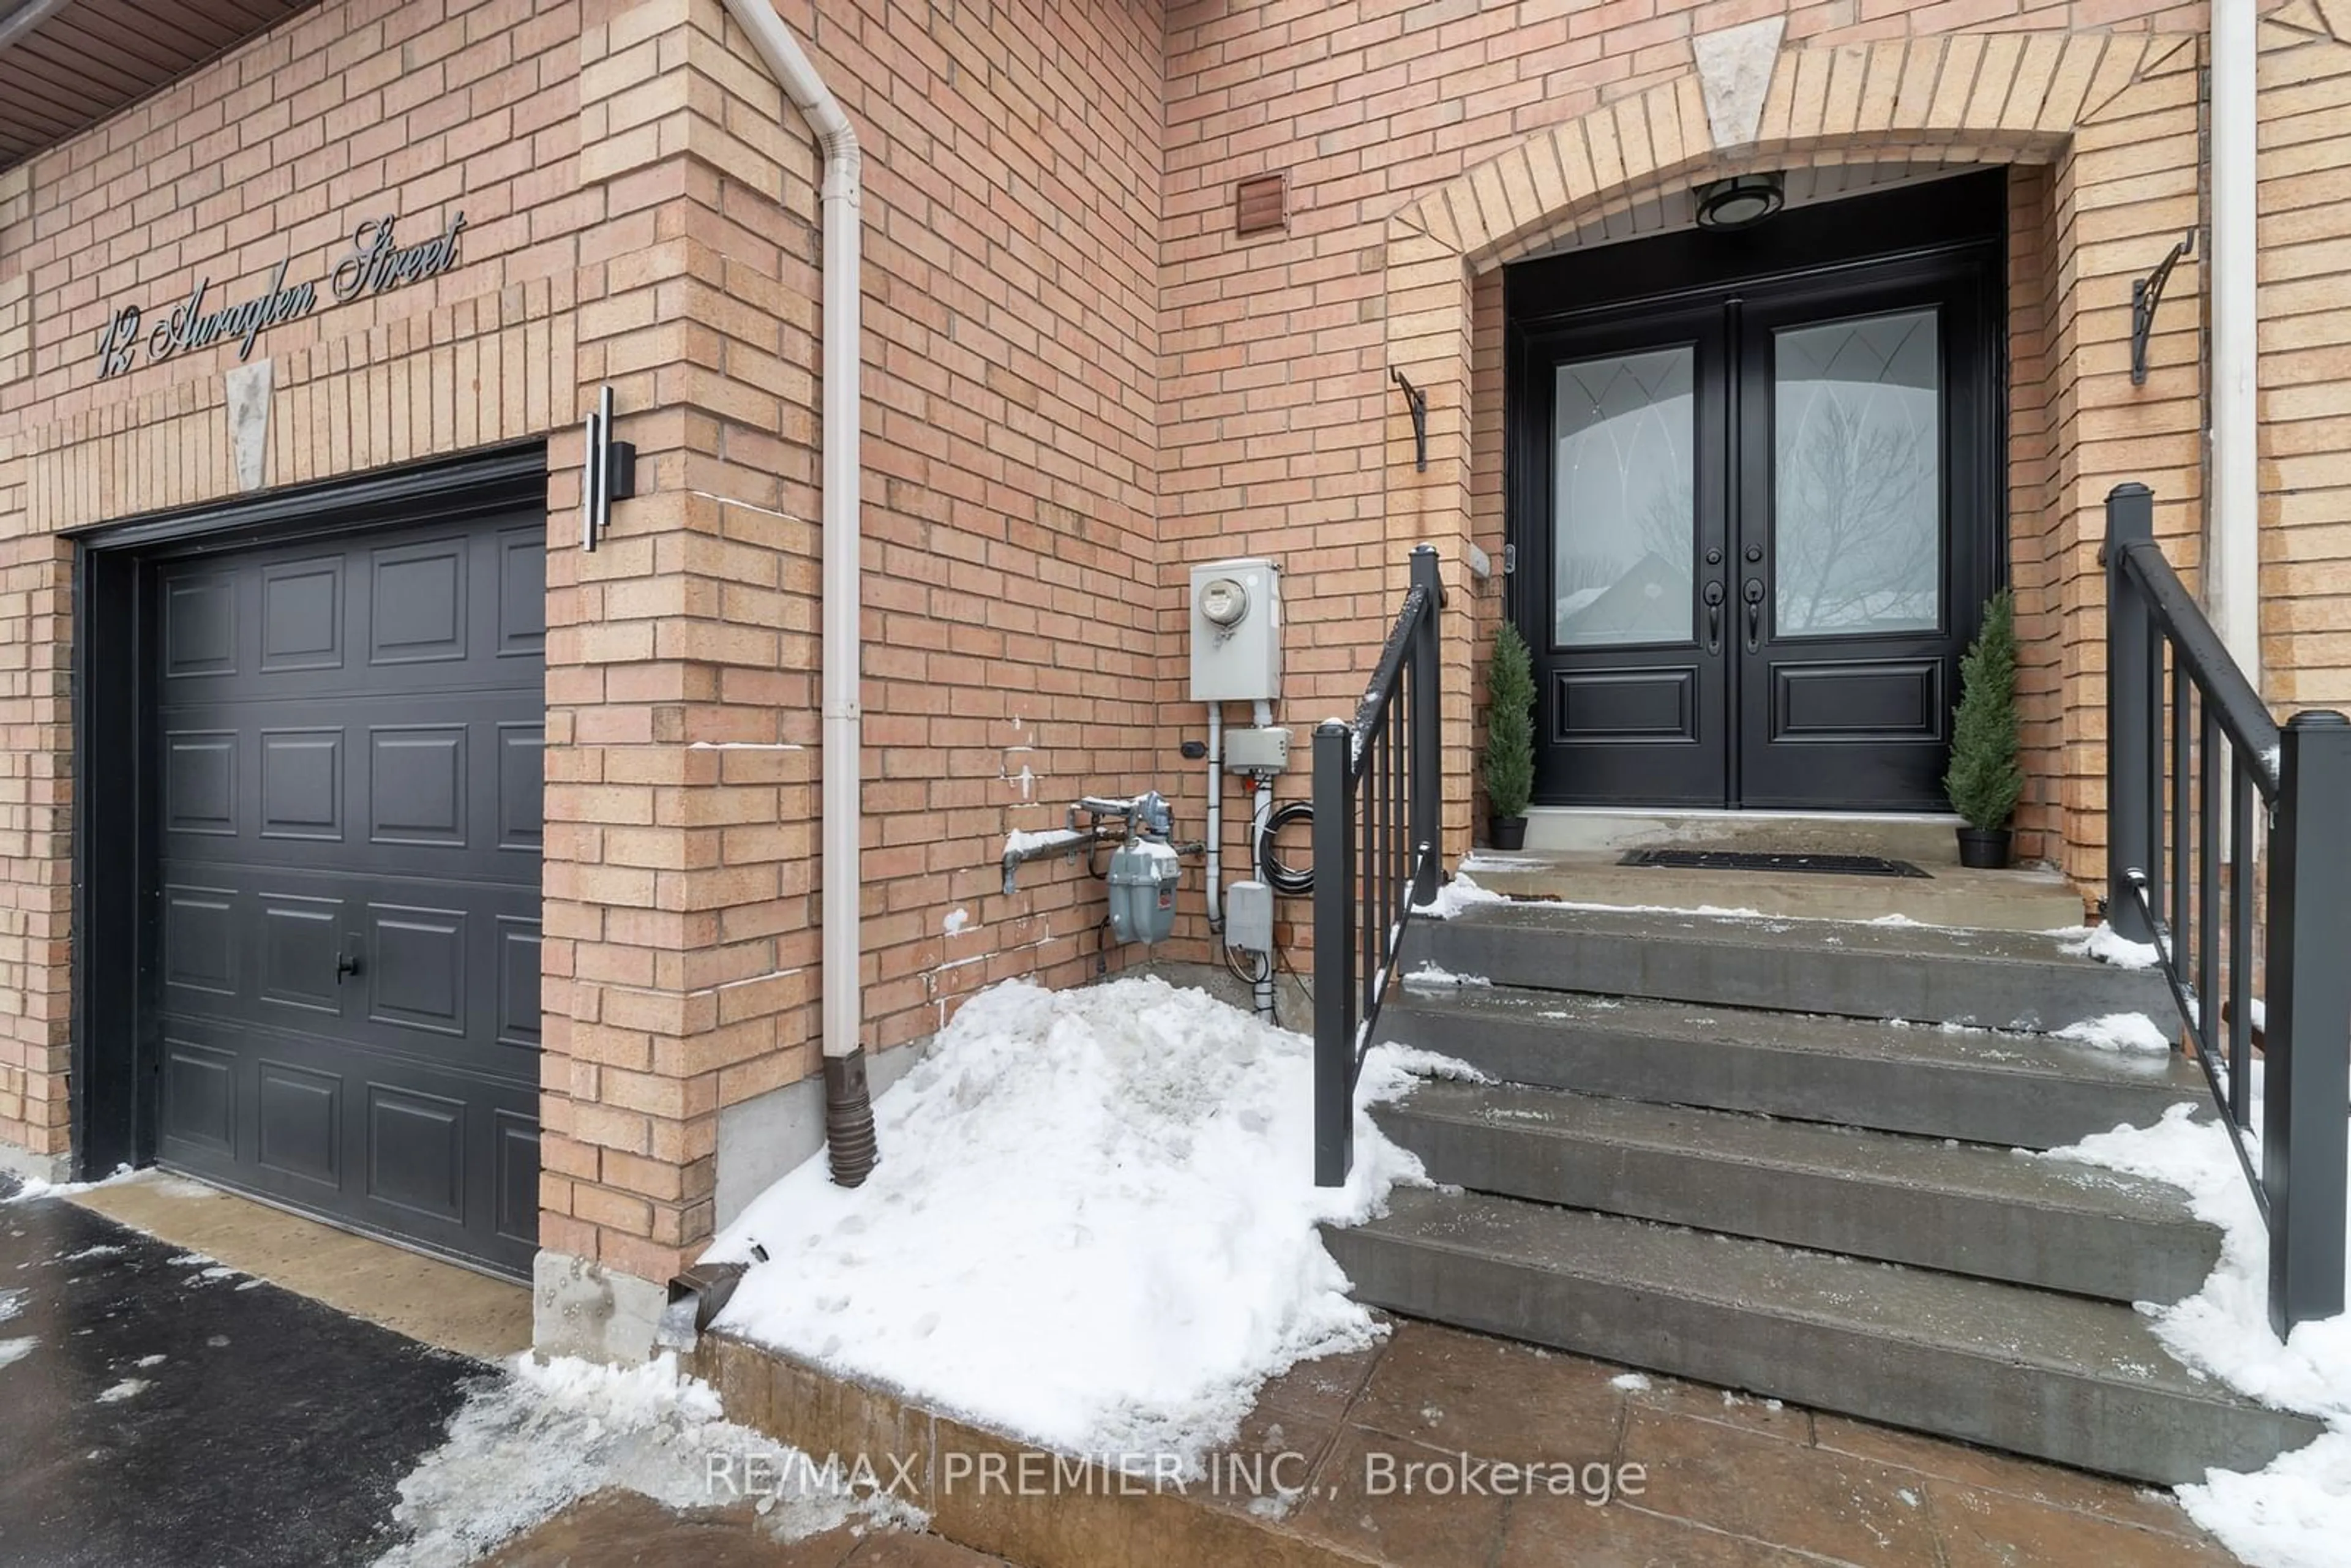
[1507,174,2004,812]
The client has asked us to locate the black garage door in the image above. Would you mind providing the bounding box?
[148,509,544,1277]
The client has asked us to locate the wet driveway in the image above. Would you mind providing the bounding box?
[0,1174,482,1567]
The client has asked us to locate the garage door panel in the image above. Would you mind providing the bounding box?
[158,701,538,885]
[259,727,345,841]
[159,872,537,1075]
[256,1060,342,1190]
[162,884,241,1003]
[164,730,239,836]
[160,1039,238,1157]
[498,918,542,1049]
[150,508,544,1278]
[366,1084,468,1222]
[260,555,347,673]
[497,723,544,850]
[498,527,547,655]
[369,726,468,847]
[258,893,345,1015]
[369,536,469,666]
[495,1111,541,1247]
[163,570,239,678]
[369,903,468,1037]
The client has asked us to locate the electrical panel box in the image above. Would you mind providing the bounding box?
[1190,557,1283,702]
[1224,880,1275,956]
[1224,727,1291,773]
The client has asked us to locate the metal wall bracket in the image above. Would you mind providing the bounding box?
[1390,368,1428,472]
[2131,231,2194,387]
[581,384,637,551]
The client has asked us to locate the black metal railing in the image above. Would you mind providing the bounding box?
[1313,544,1445,1187]
[2106,481,2351,1336]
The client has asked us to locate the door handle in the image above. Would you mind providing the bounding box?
[1742,579,1765,653]
[1702,581,1726,654]
[336,942,363,985]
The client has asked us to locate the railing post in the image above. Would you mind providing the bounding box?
[2106,483,2156,942]
[2264,710,2351,1334]
[1313,719,1355,1188]
[1408,544,1443,907]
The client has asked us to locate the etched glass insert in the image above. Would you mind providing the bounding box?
[1552,347,1695,647]
[1772,309,1941,637]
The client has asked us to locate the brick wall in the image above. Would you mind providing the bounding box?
[540,0,1165,1283]
[0,0,587,1160]
[4,0,2350,1296]
[1153,2,2238,933]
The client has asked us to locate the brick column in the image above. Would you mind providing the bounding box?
[538,0,825,1340]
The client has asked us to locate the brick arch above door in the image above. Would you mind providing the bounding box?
[1378,27,2208,882]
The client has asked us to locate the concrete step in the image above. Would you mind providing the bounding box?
[1375,985,2203,1149]
[1456,852,2087,932]
[1400,902,2172,1030]
[1378,1080,2220,1304]
[1521,806,1967,865]
[1326,1189,2321,1486]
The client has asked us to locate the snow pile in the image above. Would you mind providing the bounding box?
[1420,871,1507,919]
[2044,1105,2351,1566]
[1403,961,1490,989]
[2053,1012,2173,1056]
[0,1164,136,1204]
[378,1352,916,1567]
[706,975,1452,1466]
[2053,923,2163,970]
[0,1286,27,1371]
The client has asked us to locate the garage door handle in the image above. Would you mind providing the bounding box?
[336,945,363,984]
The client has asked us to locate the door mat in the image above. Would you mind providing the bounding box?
[1619,849,1932,879]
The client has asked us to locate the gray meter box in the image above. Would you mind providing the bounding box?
[1190,557,1283,702]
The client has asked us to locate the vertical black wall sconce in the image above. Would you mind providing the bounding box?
[582,384,637,552]
[2131,231,2194,387]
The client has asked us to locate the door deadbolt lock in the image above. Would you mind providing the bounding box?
[1704,547,1723,566]
[1744,544,1763,563]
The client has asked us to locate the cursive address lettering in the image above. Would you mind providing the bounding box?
[91,210,465,381]
[331,212,467,302]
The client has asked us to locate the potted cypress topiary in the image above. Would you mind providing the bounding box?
[1945,588,2023,868]
[1484,620,1536,851]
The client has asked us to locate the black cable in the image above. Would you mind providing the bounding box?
[1258,800,1315,896]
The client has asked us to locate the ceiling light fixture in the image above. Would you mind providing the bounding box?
[1694,173,1785,231]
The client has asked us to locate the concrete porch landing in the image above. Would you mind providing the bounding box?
[694,1317,2242,1568]
[1461,849,2088,932]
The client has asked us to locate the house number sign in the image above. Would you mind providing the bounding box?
[92,211,467,380]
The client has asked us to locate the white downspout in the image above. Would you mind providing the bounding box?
[721,0,877,1185]
[2211,0,2260,689]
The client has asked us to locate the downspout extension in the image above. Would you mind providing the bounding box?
[721,0,878,1187]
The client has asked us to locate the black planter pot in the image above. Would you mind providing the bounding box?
[1955,827,2012,869]
[1490,816,1528,852]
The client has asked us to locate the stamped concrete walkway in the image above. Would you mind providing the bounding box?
[697,1312,2248,1568]
[4,1169,2252,1565]
[1246,1319,2241,1566]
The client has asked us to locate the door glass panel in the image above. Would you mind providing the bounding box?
[1552,346,1695,647]
[1772,309,1941,637]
